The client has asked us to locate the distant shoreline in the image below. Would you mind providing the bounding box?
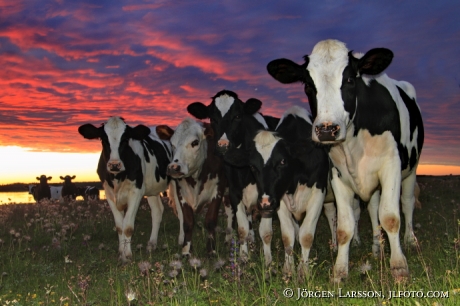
[0,181,102,192]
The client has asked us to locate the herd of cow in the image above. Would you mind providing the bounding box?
[29,175,100,202]
[74,39,424,283]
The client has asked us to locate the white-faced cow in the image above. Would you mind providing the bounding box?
[78,186,100,201]
[60,175,78,201]
[78,117,173,263]
[156,118,230,256]
[34,175,52,202]
[267,39,424,282]
[187,90,283,264]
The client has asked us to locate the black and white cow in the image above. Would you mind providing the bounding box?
[34,175,52,202]
[78,117,173,263]
[60,175,78,201]
[78,186,100,201]
[267,39,424,281]
[28,184,63,201]
[233,106,337,276]
[156,118,230,256]
[187,90,283,264]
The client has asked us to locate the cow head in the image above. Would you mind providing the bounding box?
[36,175,52,185]
[157,118,212,178]
[267,39,393,144]
[60,175,76,184]
[246,131,295,216]
[78,117,151,174]
[187,90,262,156]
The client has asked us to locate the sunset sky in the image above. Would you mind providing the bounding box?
[1,0,460,185]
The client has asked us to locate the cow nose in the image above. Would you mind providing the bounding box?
[107,161,122,172]
[169,164,181,172]
[315,122,341,142]
[217,139,229,148]
[167,163,182,177]
[260,196,271,208]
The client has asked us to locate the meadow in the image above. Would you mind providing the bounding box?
[0,175,458,305]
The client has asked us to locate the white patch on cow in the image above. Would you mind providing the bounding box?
[215,94,234,117]
[242,183,258,210]
[104,117,127,168]
[253,131,281,164]
[170,118,207,178]
[307,40,350,140]
[219,132,229,141]
[50,186,63,200]
[276,105,312,130]
[149,126,173,155]
[252,112,269,129]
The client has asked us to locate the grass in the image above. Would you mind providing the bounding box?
[0,175,458,305]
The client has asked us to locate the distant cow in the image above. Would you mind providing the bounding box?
[28,184,63,201]
[267,39,424,281]
[78,186,100,201]
[34,175,52,202]
[157,118,230,256]
[60,175,78,201]
[78,116,173,263]
[187,90,282,264]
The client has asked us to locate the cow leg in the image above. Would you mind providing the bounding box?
[169,181,184,246]
[323,202,337,251]
[224,197,234,243]
[368,191,381,257]
[120,192,143,264]
[205,196,221,255]
[146,195,164,252]
[278,200,295,275]
[104,185,128,263]
[259,217,273,265]
[331,167,355,283]
[351,197,361,246]
[246,212,255,243]
[181,203,194,256]
[236,202,250,261]
[379,164,408,280]
[298,189,325,279]
[401,171,417,247]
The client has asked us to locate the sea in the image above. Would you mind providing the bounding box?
[0,190,106,205]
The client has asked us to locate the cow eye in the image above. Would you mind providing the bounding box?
[191,140,199,147]
[234,115,241,121]
[347,77,355,85]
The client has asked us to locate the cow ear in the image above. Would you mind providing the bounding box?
[71,175,76,179]
[131,125,151,140]
[60,176,64,180]
[187,102,209,120]
[78,124,102,139]
[358,48,393,75]
[36,177,40,181]
[244,98,262,115]
[267,58,308,84]
[203,123,214,139]
[156,125,175,140]
[47,176,52,180]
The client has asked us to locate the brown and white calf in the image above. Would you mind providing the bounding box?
[78,117,173,263]
[157,118,230,256]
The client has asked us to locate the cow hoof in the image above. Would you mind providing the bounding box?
[352,237,361,246]
[147,242,157,252]
[331,268,348,284]
[391,265,409,282]
[372,243,380,257]
[207,250,217,257]
[297,263,309,281]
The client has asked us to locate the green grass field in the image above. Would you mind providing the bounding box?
[0,175,458,305]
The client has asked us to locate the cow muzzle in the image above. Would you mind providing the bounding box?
[314,122,341,143]
[107,160,123,173]
[167,163,184,178]
[258,196,276,218]
[215,139,230,156]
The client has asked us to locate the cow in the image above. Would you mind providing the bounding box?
[267,39,424,282]
[187,90,287,265]
[28,184,63,201]
[78,116,173,263]
[34,175,52,202]
[78,186,100,201]
[60,175,78,201]
[156,118,230,256]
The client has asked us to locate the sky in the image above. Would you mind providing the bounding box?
[1,0,460,185]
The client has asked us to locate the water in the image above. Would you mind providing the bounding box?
[0,191,106,205]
